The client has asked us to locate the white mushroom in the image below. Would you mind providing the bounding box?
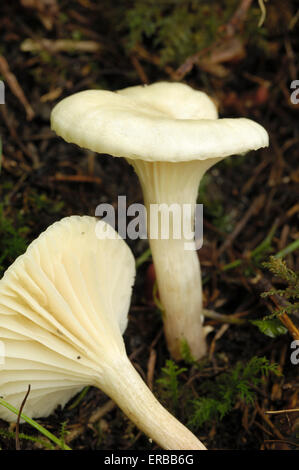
[0,215,206,450]
[51,82,269,360]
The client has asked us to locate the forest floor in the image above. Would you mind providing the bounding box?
[0,0,298,451]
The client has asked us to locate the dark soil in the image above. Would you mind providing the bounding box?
[0,0,298,451]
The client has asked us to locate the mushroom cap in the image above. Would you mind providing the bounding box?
[117,81,218,120]
[0,216,135,421]
[51,81,269,163]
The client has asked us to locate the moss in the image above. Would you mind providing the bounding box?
[0,205,29,277]
[118,0,266,67]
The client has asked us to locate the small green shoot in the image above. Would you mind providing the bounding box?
[251,257,299,339]
[261,257,299,310]
[135,247,152,269]
[250,221,278,262]
[188,356,281,430]
[274,239,299,259]
[68,386,89,410]
[59,421,69,450]
[0,428,55,450]
[0,397,71,450]
[180,339,196,366]
[157,360,187,410]
[152,280,165,317]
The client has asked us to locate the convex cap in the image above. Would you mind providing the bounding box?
[51,81,269,163]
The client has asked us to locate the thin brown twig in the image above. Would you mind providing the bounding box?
[89,400,116,425]
[51,173,102,185]
[174,0,254,80]
[0,55,35,120]
[130,55,149,84]
[132,44,177,79]
[264,439,299,447]
[209,324,229,360]
[226,0,254,36]
[278,312,299,341]
[218,194,265,256]
[203,308,247,325]
[251,275,299,341]
[15,384,31,450]
[150,328,164,350]
[256,402,285,440]
[254,419,274,437]
[0,106,38,166]
[21,38,101,54]
[265,408,299,414]
[147,348,157,391]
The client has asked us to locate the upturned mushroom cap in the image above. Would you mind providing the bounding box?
[51,81,269,162]
[0,216,135,421]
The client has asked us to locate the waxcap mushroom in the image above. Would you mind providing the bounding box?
[0,216,206,450]
[51,82,269,361]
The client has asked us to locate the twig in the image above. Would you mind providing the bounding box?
[249,220,279,260]
[0,107,38,165]
[89,400,116,425]
[250,275,299,341]
[0,55,35,120]
[203,308,247,325]
[174,0,253,80]
[132,44,176,79]
[65,400,116,444]
[218,194,265,256]
[264,439,299,447]
[16,384,31,450]
[21,38,101,54]
[256,402,285,440]
[257,0,267,28]
[274,239,299,259]
[209,324,229,360]
[225,0,254,36]
[150,328,164,350]
[265,408,299,414]
[130,55,149,84]
[147,348,157,391]
[278,312,299,341]
[241,158,270,194]
[51,173,102,185]
[254,419,274,437]
[4,172,29,204]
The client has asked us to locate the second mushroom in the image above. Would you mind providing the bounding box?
[0,216,206,450]
[51,82,269,361]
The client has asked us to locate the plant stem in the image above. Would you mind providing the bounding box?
[202,308,247,325]
[0,398,71,450]
[278,311,299,341]
[135,247,152,268]
[274,239,299,259]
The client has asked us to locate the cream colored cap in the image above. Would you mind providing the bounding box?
[51,82,268,163]
[0,216,135,421]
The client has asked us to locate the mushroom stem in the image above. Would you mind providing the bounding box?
[128,159,222,360]
[149,237,206,360]
[98,355,206,450]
